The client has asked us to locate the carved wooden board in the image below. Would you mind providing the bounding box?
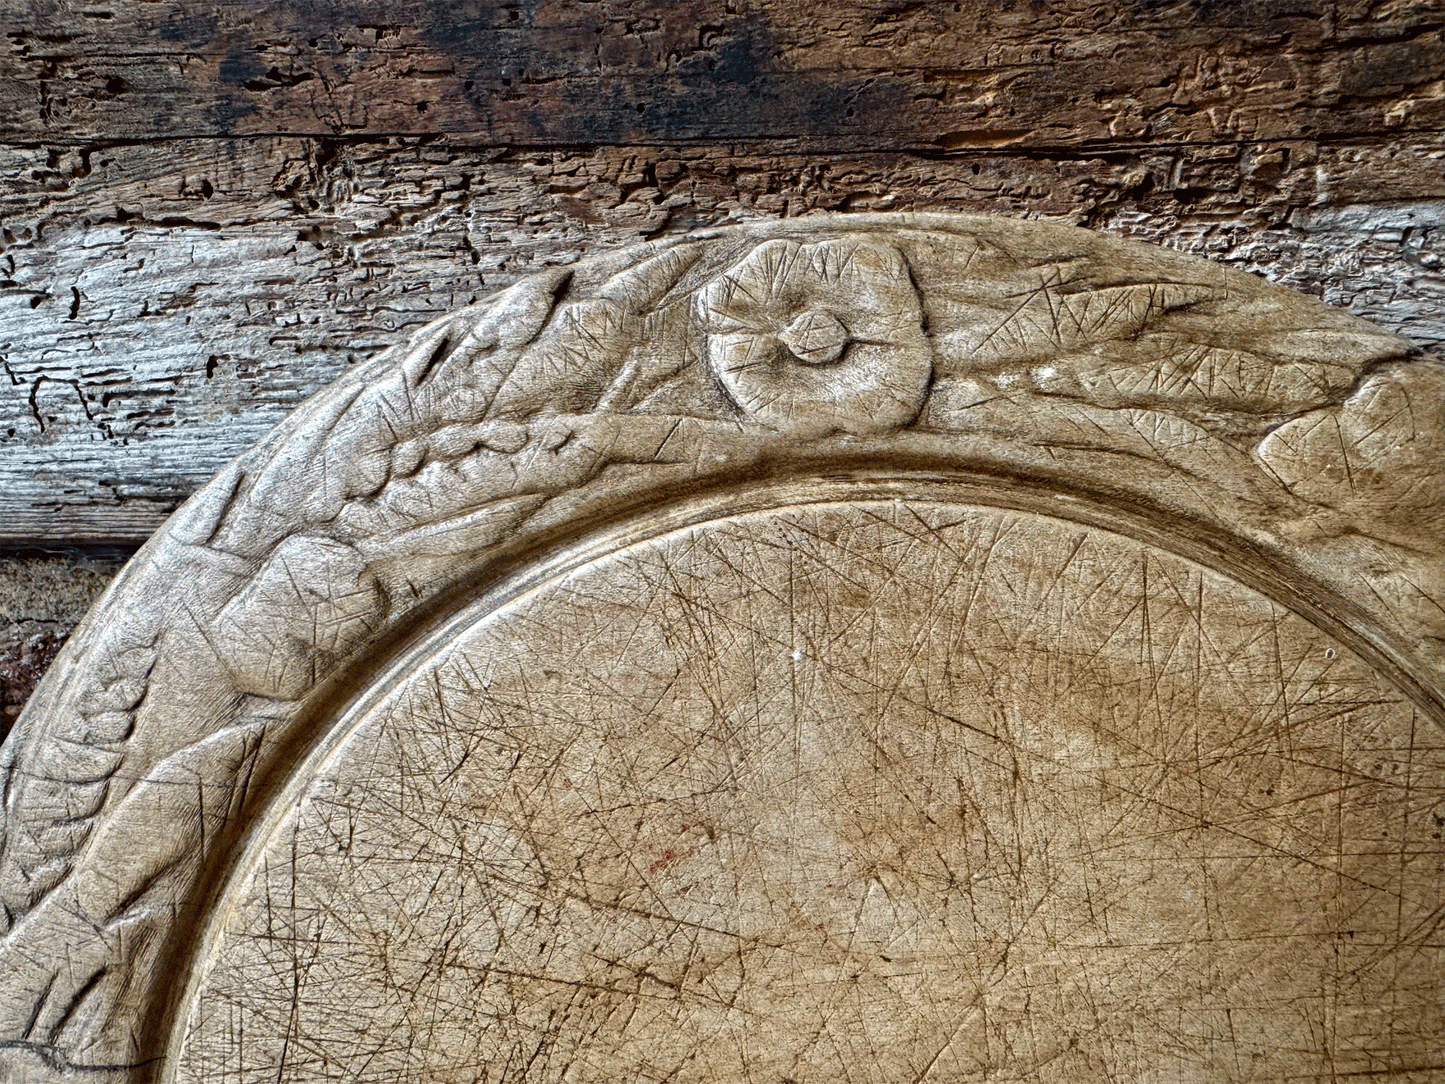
[1,214,1442,1083]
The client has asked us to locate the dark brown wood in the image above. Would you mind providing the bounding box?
[0,554,123,743]
[3,0,1441,147]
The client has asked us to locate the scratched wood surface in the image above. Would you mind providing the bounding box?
[1,213,1441,1083]
[179,501,1445,1084]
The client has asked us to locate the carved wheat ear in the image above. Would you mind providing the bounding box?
[0,214,1439,1083]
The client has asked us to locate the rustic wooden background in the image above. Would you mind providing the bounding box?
[2,0,1442,736]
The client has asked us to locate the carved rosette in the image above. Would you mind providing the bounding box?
[0,214,1439,1083]
[697,237,933,435]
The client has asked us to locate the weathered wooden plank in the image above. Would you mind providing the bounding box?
[2,135,1443,542]
[1,0,1440,145]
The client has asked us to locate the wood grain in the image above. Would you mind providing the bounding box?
[182,501,1445,1083]
[3,0,1442,145]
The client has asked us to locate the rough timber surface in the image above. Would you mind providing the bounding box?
[2,0,1443,145]
[0,0,1443,543]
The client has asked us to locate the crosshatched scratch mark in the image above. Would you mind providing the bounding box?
[179,501,1445,1084]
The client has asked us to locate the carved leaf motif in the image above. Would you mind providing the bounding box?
[925,253,1403,427]
[1257,362,1445,539]
[213,536,389,700]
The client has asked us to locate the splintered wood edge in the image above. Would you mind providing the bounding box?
[0,212,1441,1081]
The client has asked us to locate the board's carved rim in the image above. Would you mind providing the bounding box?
[1,212,1441,1082]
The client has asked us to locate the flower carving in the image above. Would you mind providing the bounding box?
[697,237,933,436]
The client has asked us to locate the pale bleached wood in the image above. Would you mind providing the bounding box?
[2,137,1443,543]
